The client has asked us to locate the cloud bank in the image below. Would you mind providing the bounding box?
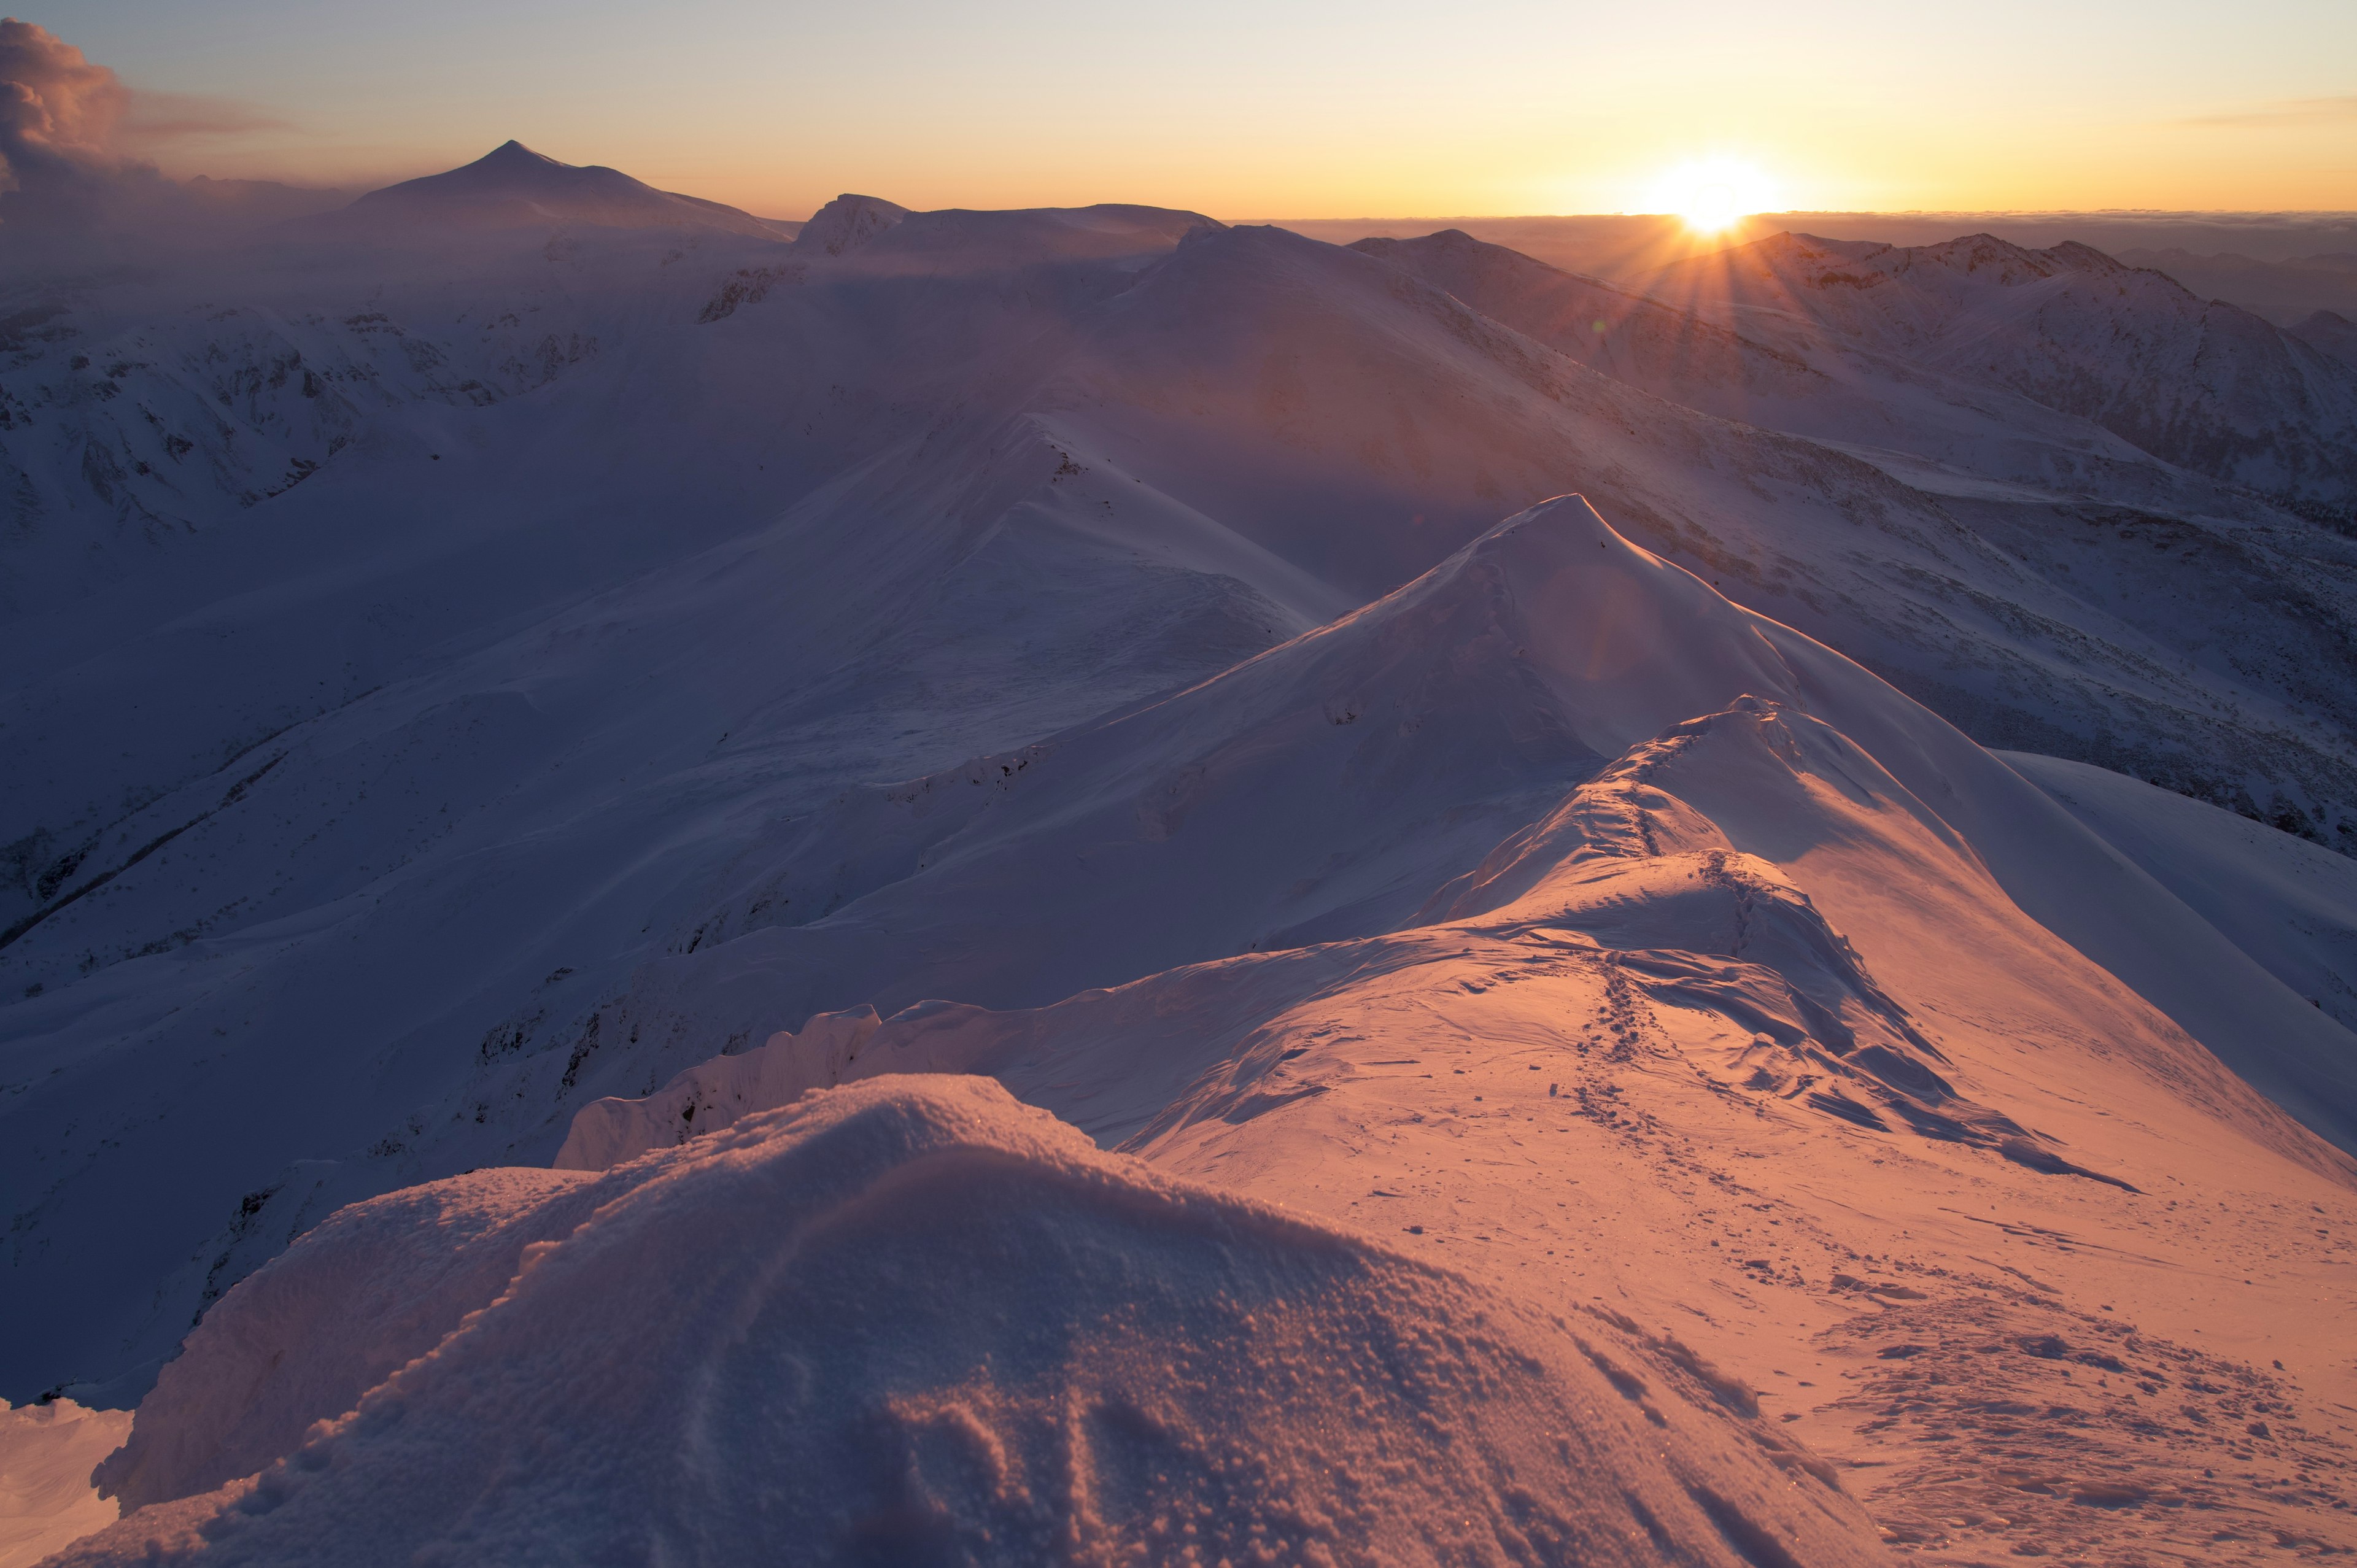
[0,18,317,246]
[0,17,134,201]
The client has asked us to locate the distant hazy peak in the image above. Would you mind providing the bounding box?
[1349,228,1663,306]
[339,141,784,238]
[1354,226,1492,254]
[1352,226,1568,272]
[1750,230,1889,263]
[794,193,911,256]
[357,141,636,203]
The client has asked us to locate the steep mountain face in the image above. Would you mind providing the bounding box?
[1649,231,2357,525]
[319,141,790,239]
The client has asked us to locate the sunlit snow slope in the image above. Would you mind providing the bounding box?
[54,1078,1886,1567]
[7,143,2357,1564]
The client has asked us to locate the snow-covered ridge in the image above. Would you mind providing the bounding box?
[552,496,2357,1167]
[54,1077,1886,1567]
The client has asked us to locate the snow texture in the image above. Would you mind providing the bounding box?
[50,1077,1885,1567]
[0,1400,129,1568]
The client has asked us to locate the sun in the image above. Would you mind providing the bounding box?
[1649,158,1781,235]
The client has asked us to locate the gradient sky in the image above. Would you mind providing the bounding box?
[29,0,2357,219]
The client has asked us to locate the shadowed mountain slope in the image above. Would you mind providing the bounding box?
[1648,231,2357,523]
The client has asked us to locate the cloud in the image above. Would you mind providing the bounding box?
[122,91,289,141]
[0,15,131,180]
[0,18,296,242]
[2180,96,2357,130]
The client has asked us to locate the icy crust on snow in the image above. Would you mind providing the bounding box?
[56,1078,1883,1568]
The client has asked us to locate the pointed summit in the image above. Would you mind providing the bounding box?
[475,139,560,167]
[334,142,788,239]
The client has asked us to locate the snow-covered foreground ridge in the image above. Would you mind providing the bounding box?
[55,494,2357,1563]
[55,1077,1885,1567]
[7,144,2357,1561]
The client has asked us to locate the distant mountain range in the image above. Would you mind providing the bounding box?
[2114,247,2357,327]
[1642,230,2357,525]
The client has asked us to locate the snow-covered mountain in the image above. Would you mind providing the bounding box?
[2115,247,2357,328]
[1361,226,2357,835]
[7,141,2357,1563]
[1646,231,2357,525]
[311,140,793,239]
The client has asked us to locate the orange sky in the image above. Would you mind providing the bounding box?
[27,0,2357,218]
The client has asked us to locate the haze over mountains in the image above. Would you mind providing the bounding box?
[6,131,2357,1565]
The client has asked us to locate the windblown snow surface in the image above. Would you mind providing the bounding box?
[7,141,2357,1564]
[49,1077,1884,1566]
[0,1400,129,1568]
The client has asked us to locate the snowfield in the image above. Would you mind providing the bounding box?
[5,142,2357,1564]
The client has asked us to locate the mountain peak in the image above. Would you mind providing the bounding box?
[792,193,910,257]
[336,141,785,239]
[471,139,565,170]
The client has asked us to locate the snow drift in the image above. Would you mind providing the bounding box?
[58,1076,1883,1567]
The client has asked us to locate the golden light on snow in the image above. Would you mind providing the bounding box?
[1649,157,1779,234]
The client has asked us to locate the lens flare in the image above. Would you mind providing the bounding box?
[1648,158,1779,234]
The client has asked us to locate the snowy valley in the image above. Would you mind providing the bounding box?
[4,139,2357,1565]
